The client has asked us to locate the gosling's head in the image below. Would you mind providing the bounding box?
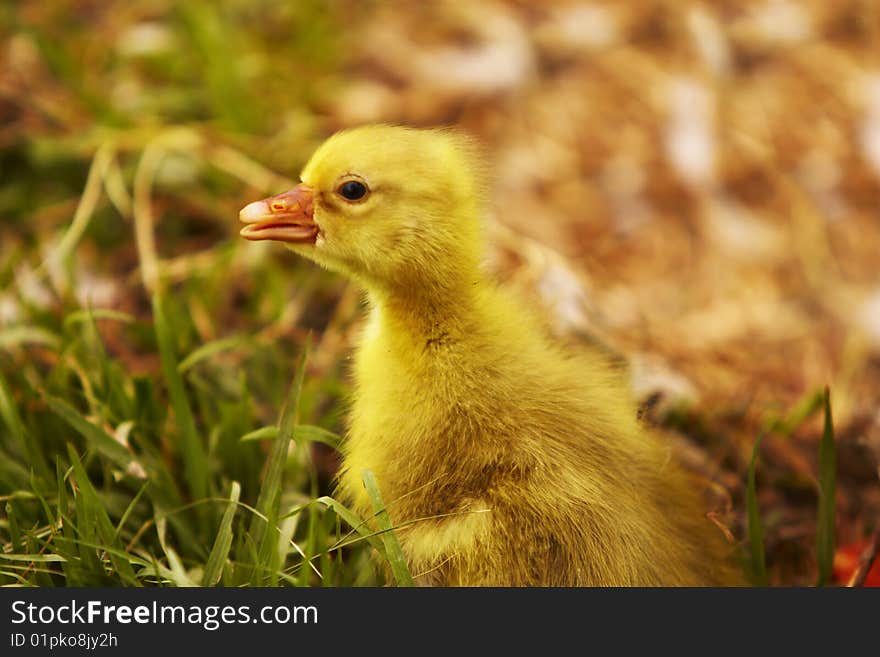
[239,125,485,291]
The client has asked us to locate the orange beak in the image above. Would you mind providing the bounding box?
[239,185,317,243]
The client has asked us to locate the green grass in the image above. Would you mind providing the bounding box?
[0,1,403,587]
[0,295,396,586]
[815,388,837,587]
[745,387,838,586]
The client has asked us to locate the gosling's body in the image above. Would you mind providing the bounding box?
[343,282,735,585]
[240,125,740,586]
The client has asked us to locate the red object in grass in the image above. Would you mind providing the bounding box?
[832,541,880,586]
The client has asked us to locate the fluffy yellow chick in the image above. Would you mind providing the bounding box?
[239,125,741,586]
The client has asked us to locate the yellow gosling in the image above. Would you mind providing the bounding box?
[239,125,742,586]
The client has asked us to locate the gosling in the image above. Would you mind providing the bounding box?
[239,125,741,586]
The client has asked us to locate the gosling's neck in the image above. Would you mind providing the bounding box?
[354,207,488,350]
[365,266,485,351]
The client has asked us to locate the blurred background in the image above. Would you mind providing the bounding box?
[2,0,879,586]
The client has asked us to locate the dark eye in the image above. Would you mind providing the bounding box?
[337,180,368,201]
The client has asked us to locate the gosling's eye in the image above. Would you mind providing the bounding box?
[337,180,368,201]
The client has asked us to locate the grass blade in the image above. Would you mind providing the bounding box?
[5,501,22,553]
[0,373,28,452]
[66,446,141,586]
[0,326,61,350]
[0,373,50,481]
[202,481,241,586]
[746,433,767,586]
[816,387,837,587]
[165,546,198,587]
[241,424,341,450]
[178,335,248,373]
[152,292,210,501]
[294,425,342,450]
[764,388,824,437]
[56,459,85,586]
[44,394,138,473]
[63,309,135,330]
[240,426,279,442]
[113,482,150,544]
[248,339,310,584]
[316,496,386,556]
[362,469,414,587]
[0,554,68,563]
[254,342,308,523]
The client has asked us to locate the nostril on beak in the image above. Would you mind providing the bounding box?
[271,202,286,212]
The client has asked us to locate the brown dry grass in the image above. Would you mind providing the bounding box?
[323,0,880,584]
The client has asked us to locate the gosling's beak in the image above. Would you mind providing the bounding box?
[239,185,317,243]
